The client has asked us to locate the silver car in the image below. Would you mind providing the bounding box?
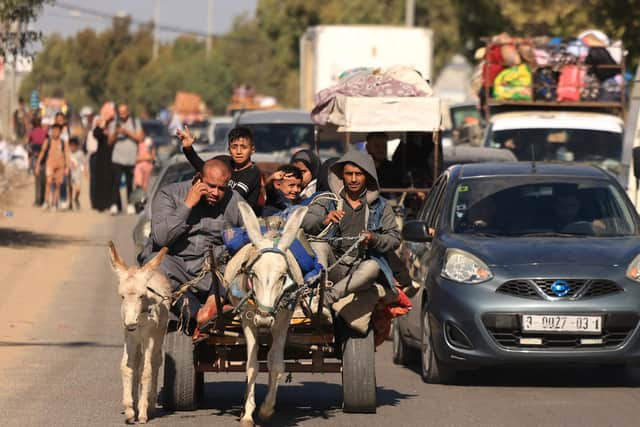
[395,162,640,383]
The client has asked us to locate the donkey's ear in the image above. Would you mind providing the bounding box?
[108,240,127,273]
[141,246,168,273]
[277,206,308,252]
[238,201,267,248]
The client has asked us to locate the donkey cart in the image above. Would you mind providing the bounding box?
[162,306,377,414]
[162,93,442,419]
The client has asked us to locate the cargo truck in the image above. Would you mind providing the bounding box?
[299,25,433,111]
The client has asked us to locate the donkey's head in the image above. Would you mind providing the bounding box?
[238,202,307,327]
[108,241,167,332]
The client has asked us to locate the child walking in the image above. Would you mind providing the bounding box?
[134,135,155,193]
[35,124,70,212]
[68,137,87,210]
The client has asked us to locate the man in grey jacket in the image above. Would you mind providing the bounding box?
[140,158,243,331]
[108,104,144,215]
[303,150,400,307]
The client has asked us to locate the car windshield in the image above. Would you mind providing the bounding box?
[451,106,481,128]
[488,128,623,175]
[142,122,169,137]
[214,123,231,144]
[242,123,315,154]
[186,120,209,143]
[450,177,637,237]
[149,164,196,202]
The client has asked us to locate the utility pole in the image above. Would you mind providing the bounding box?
[206,0,213,56]
[405,0,415,27]
[152,0,159,60]
[6,19,20,142]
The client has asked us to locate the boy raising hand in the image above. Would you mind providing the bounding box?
[177,126,262,210]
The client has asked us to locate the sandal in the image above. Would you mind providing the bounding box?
[196,304,235,332]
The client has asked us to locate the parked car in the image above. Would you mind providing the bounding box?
[230,109,344,174]
[394,162,640,383]
[187,119,211,145]
[141,119,177,168]
[205,116,232,151]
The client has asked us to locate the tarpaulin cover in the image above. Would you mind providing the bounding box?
[331,96,442,132]
[311,65,439,131]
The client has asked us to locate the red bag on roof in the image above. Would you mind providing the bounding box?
[483,44,504,88]
[557,65,585,102]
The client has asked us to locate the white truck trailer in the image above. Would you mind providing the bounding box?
[299,25,433,111]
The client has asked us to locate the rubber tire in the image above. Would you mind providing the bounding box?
[421,309,456,384]
[392,319,415,365]
[342,326,377,413]
[163,330,199,411]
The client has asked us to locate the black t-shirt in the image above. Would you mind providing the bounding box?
[230,163,261,208]
[182,145,261,209]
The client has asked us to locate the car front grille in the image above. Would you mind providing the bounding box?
[497,279,622,300]
[483,313,637,349]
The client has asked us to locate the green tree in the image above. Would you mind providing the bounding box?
[0,0,51,57]
[131,36,232,115]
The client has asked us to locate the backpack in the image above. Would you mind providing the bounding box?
[585,47,618,81]
[533,68,557,101]
[557,65,585,102]
[493,64,533,100]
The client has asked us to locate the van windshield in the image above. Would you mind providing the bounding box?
[488,128,623,175]
[450,177,637,237]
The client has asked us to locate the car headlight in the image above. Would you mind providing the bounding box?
[441,249,493,284]
[626,254,640,282]
[142,221,151,238]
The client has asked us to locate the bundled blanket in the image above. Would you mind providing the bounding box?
[311,65,433,126]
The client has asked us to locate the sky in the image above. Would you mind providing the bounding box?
[32,0,258,43]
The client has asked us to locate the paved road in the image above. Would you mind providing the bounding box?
[2,212,640,427]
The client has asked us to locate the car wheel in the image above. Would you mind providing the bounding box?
[392,319,415,365]
[421,309,456,384]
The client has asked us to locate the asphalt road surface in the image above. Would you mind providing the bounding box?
[2,191,640,427]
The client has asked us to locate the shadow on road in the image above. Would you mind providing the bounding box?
[404,362,640,388]
[0,340,121,348]
[159,380,416,426]
[0,227,87,248]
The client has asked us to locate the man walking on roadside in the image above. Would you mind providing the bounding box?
[108,103,143,215]
[12,97,29,145]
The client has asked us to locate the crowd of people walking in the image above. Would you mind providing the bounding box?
[19,99,154,214]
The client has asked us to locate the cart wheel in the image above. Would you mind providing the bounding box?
[163,330,200,411]
[341,326,376,413]
[392,319,416,366]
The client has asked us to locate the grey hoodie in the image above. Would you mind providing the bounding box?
[303,150,400,257]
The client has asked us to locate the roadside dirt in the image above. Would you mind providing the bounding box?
[0,172,108,367]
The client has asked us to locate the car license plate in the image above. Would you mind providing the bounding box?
[521,315,602,333]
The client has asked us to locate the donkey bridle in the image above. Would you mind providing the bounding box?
[240,246,302,316]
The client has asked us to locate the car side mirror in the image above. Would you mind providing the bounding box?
[633,146,640,180]
[402,220,432,242]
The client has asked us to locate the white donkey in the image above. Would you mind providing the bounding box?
[227,202,308,427]
[108,241,171,424]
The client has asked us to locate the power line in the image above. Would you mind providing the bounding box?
[53,1,211,38]
[50,1,259,46]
